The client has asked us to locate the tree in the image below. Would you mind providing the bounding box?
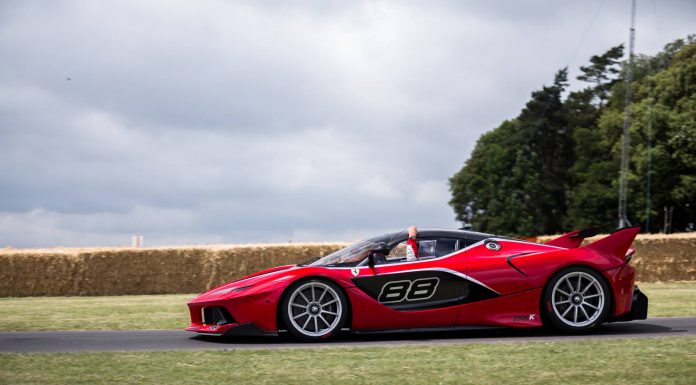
[628,39,696,231]
[564,48,622,232]
[449,120,522,233]
[450,70,571,236]
[577,45,624,108]
[450,36,696,235]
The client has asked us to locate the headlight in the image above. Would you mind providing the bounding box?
[213,285,254,295]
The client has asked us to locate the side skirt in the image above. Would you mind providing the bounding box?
[352,325,520,335]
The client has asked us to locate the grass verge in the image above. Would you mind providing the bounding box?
[1,337,695,385]
[639,281,696,317]
[0,294,192,331]
[0,282,694,332]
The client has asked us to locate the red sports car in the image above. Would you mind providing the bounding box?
[186,227,647,340]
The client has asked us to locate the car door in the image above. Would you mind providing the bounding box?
[349,234,467,328]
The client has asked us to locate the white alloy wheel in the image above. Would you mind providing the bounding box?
[285,280,345,339]
[551,271,605,328]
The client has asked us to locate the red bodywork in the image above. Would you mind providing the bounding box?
[187,227,642,336]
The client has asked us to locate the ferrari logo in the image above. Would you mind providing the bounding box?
[351,267,360,276]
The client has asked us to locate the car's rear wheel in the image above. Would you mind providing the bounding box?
[281,279,347,341]
[543,266,610,333]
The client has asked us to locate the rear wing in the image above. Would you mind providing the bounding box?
[582,227,641,260]
[544,228,600,249]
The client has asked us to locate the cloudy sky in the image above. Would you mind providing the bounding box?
[1,0,694,247]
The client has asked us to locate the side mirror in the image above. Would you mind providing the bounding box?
[367,242,389,270]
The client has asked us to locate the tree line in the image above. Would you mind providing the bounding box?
[449,36,695,236]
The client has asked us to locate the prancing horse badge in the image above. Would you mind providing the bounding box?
[351,267,360,276]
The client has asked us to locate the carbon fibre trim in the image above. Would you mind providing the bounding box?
[382,267,501,295]
[352,269,499,311]
[221,323,278,337]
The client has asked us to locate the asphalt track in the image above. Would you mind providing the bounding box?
[1,317,694,353]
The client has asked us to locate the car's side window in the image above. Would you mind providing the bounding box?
[383,237,459,263]
[418,237,458,259]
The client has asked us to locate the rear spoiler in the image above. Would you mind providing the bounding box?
[582,227,641,260]
[544,227,600,249]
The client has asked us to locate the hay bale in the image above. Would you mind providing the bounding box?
[1,234,693,297]
[0,243,346,296]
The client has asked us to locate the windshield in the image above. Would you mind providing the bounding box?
[308,234,393,267]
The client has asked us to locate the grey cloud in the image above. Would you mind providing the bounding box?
[1,0,694,247]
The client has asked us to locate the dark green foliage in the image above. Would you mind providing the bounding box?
[449,120,522,233]
[508,69,572,235]
[577,44,624,107]
[629,38,696,232]
[450,70,572,236]
[449,36,696,235]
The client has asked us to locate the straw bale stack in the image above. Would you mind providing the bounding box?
[0,243,345,296]
[2,233,694,297]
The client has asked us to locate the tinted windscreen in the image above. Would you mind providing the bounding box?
[308,234,394,267]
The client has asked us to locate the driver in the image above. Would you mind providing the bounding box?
[405,225,419,261]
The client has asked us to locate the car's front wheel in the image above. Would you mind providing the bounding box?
[543,266,610,333]
[281,279,347,341]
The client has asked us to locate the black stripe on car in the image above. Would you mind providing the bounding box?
[351,269,499,311]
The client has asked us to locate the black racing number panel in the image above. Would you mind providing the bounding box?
[352,270,498,311]
[377,280,412,303]
[406,277,439,301]
[377,277,439,303]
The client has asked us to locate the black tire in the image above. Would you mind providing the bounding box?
[543,266,611,333]
[281,278,348,341]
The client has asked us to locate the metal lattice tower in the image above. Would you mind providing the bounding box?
[618,0,636,229]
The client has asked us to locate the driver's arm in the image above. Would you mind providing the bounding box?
[405,226,418,261]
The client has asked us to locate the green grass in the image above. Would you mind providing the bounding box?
[0,294,193,331]
[1,338,695,385]
[1,284,694,384]
[0,282,694,332]
[639,282,696,317]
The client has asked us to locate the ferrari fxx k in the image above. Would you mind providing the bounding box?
[187,227,647,340]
